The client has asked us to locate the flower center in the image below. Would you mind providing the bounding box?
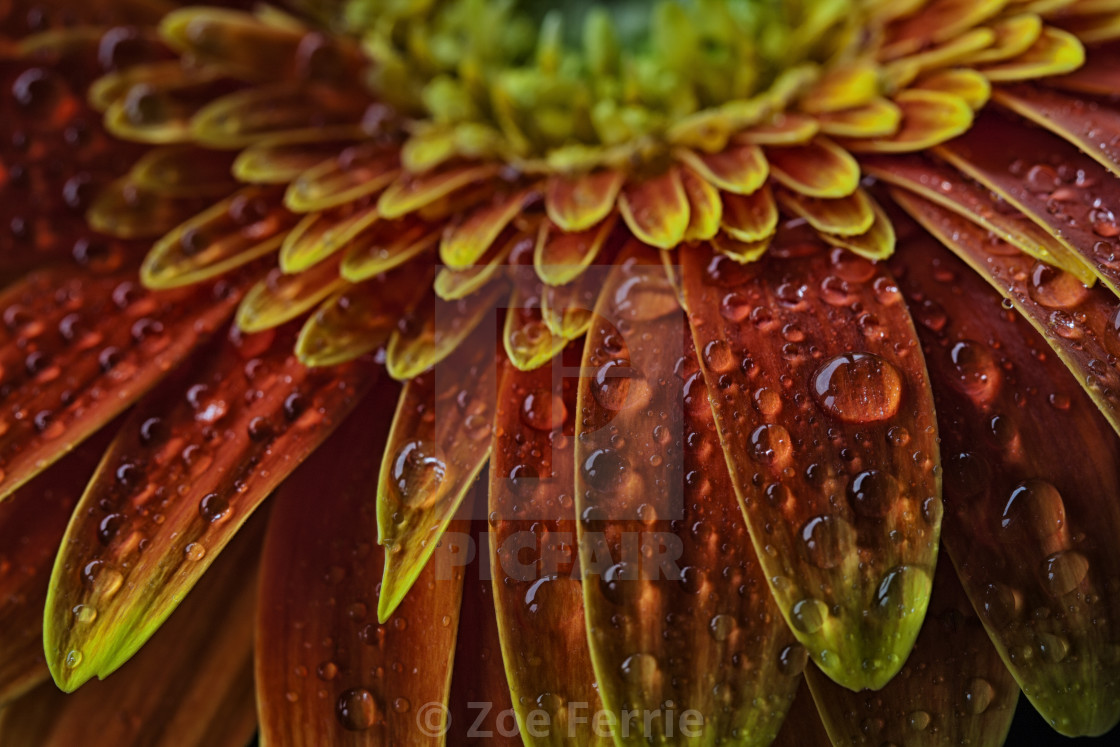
[344,0,866,172]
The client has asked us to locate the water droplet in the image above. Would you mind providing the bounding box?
[1039,632,1071,663]
[390,440,448,509]
[749,423,792,466]
[947,340,1001,403]
[582,448,630,492]
[82,560,123,598]
[719,290,751,322]
[1001,480,1065,542]
[752,387,781,417]
[199,492,231,523]
[318,661,339,680]
[619,653,659,683]
[790,598,827,634]
[875,566,930,620]
[702,340,735,373]
[964,677,995,714]
[336,687,379,731]
[708,613,735,642]
[393,697,411,713]
[848,470,898,519]
[521,389,565,431]
[981,583,1023,629]
[72,604,97,624]
[811,353,902,423]
[800,515,853,569]
[1028,262,1089,309]
[64,649,83,669]
[907,710,931,731]
[184,542,206,561]
[592,360,634,411]
[777,643,808,676]
[1041,551,1089,597]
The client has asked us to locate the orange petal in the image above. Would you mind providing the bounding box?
[911,69,991,110]
[100,63,236,144]
[257,378,469,745]
[679,236,941,691]
[533,215,618,287]
[339,214,440,282]
[142,185,298,288]
[617,168,691,250]
[806,559,1020,745]
[284,143,401,213]
[883,27,996,89]
[993,84,1120,178]
[842,90,972,153]
[440,189,535,269]
[503,274,566,372]
[232,128,367,184]
[44,325,376,691]
[739,113,819,145]
[978,27,1084,82]
[87,179,214,240]
[0,266,243,501]
[489,355,612,745]
[190,83,371,149]
[0,510,261,747]
[861,153,1093,283]
[575,245,800,742]
[816,193,897,260]
[0,433,110,706]
[721,186,778,243]
[544,170,624,233]
[881,0,1007,59]
[798,60,881,113]
[778,186,875,237]
[936,112,1120,294]
[235,257,347,333]
[961,13,1043,66]
[815,97,903,139]
[296,263,432,368]
[128,146,237,198]
[1054,9,1120,43]
[673,142,769,195]
[376,322,497,620]
[766,137,861,198]
[279,201,380,273]
[1043,43,1120,95]
[892,223,1120,736]
[436,228,524,301]
[377,164,501,220]
[679,166,722,241]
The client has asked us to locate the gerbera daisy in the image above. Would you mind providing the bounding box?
[1,0,1119,744]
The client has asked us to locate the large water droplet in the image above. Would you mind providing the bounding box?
[619,652,659,683]
[848,470,898,519]
[790,598,827,634]
[582,448,630,492]
[811,353,902,423]
[749,423,792,466]
[336,687,380,731]
[1000,479,1065,542]
[947,340,1001,403]
[1041,551,1089,597]
[800,514,853,569]
[390,440,448,509]
[521,389,565,431]
[1028,262,1089,309]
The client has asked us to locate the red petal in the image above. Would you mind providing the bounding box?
[679,232,941,691]
[891,223,1120,736]
[0,266,243,501]
[44,325,376,691]
[257,378,470,745]
[544,170,624,233]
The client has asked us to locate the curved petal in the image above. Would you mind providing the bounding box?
[891,224,1120,736]
[257,378,469,745]
[679,234,942,691]
[575,245,800,743]
[44,326,376,691]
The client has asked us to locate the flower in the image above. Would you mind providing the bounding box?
[1,0,1119,744]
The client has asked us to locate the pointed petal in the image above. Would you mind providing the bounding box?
[778,186,876,237]
[817,193,897,260]
[806,558,1020,746]
[861,153,1095,283]
[489,355,612,746]
[962,13,1043,65]
[385,280,506,381]
[376,322,496,620]
[296,264,431,367]
[799,60,881,113]
[128,146,237,199]
[377,164,501,220]
[440,189,536,269]
[912,69,992,110]
[339,215,440,282]
[993,84,1120,178]
[0,434,109,706]
[544,170,624,233]
[891,189,1120,438]
[679,235,942,691]
[44,326,376,691]
[436,229,524,301]
[235,258,346,333]
[892,222,1120,736]
[721,186,778,244]
[712,233,772,263]
[815,97,904,139]
[881,0,1007,59]
[766,137,861,198]
[284,144,401,213]
[673,143,769,195]
[232,128,366,184]
[257,379,469,745]
[279,202,379,273]
[99,63,235,145]
[618,168,690,250]
[141,185,298,289]
[540,275,600,342]
[937,113,1120,294]
[978,27,1085,81]
[679,166,723,241]
[843,90,972,153]
[0,512,262,747]
[739,113,819,146]
[0,267,242,501]
[884,28,996,90]
[504,280,567,372]
[190,83,370,149]
[574,245,800,743]
[533,215,617,287]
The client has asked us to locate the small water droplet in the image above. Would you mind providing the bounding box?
[64,649,83,669]
[708,613,735,642]
[749,423,792,466]
[336,687,379,731]
[790,598,827,634]
[390,440,448,509]
[184,542,206,561]
[907,710,931,731]
[1041,551,1089,597]
[72,604,97,624]
[848,470,898,518]
[964,677,995,714]
[619,653,659,683]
